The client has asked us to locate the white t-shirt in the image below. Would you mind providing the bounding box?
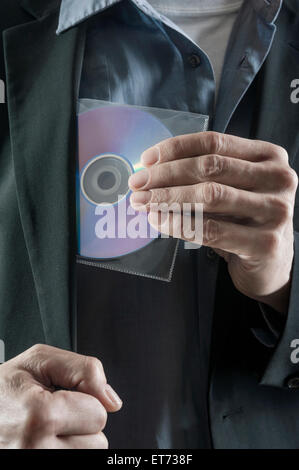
[147,0,244,97]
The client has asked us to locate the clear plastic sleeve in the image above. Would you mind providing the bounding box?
[76,99,209,281]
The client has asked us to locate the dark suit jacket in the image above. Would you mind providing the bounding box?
[0,0,299,448]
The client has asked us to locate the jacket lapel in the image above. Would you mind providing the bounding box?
[3,1,85,350]
[246,3,299,162]
[214,1,282,133]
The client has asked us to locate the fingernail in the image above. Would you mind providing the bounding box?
[104,384,122,408]
[128,169,149,189]
[141,146,160,166]
[130,191,152,207]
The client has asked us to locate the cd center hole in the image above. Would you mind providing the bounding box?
[98,171,116,190]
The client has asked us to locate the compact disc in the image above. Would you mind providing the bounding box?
[77,104,173,259]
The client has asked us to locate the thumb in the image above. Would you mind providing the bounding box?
[20,344,122,412]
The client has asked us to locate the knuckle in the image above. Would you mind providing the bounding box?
[99,432,109,449]
[272,145,289,162]
[25,393,56,436]
[157,163,174,186]
[270,197,293,224]
[39,404,57,434]
[254,141,288,162]
[84,356,104,378]
[262,231,281,254]
[204,219,220,243]
[27,344,48,358]
[97,404,108,431]
[202,182,223,206]
[280,167,298,192]
[22,344,50,373]
[205,131,225,155]
[151,187,171,205]
[199,154,227,178]
[161,136,184,160]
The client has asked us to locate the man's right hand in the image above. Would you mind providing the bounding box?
[0,344,122,448]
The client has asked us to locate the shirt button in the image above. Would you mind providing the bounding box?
[188,53,201,68]
[207,248,216,259]
[287,377,299,389]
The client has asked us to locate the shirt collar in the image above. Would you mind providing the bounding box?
[56,0,283,34]
[57,0,122,34]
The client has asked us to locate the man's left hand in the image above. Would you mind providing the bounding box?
[129,132,298,314]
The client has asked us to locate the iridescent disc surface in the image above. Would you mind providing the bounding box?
[77,105,173,259]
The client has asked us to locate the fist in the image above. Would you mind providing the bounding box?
[0,344,122,448]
